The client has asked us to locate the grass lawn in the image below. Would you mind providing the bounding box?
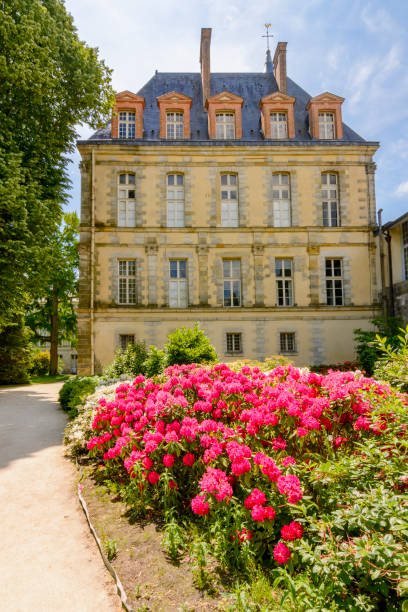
[29,374,71,384]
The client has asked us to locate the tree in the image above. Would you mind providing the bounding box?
[26,213,79,375]
[0,0,113,331]
[165,324,218,366]
[0,317,33,384]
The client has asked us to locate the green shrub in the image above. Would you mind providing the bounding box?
[0,317,33,384]
[228,356,292,372]
[145,345,166,378]
[103,340,148,378]
[373,325,408,392]
[29,351,50,376]
[354,317,403,375]
[59,376,98,418]
[165,323,217,366]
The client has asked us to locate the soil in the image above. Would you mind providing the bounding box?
[81,468,237,612]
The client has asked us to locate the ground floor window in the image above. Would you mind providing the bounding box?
[226,332,242,354]
[280,332,296,353]
[119,334,135,351]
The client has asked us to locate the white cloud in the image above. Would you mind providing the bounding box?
[395,182,408,197]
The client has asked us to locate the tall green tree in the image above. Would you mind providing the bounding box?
[0,0,113,331]
[26,213,79,375]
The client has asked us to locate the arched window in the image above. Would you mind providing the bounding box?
[167,174,184,227]
[220,173,238,227]
[321,173,339,227]
[166,112,184,139]
[118,111,136,138]
[215,113,235,139]
[118,173,136,227]
[272,173,291,227]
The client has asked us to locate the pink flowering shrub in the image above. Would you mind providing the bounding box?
[84,363,408,605]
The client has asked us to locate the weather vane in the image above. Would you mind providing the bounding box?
[262,23,273,51]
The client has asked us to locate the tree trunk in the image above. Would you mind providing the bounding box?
[49,288,59,376]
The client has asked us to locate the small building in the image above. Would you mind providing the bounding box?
[381,212,408,322]
[77,28,380,374]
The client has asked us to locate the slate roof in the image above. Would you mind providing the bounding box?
[86,71,369,144]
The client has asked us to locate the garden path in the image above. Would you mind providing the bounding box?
[0,383,121,612]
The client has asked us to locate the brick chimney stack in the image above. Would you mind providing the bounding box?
[200,28,212,107]
[273,42,288,94]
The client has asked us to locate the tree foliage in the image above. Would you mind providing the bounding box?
[354,317,403,375]
[165,323,218,366]
[26,212,79,375]
[0,317,33,384]
[0,0,113,330]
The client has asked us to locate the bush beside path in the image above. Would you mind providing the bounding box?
[0,383,121,611]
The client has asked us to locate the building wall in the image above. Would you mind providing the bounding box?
[78,143,380,373]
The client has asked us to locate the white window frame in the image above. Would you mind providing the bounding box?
[220,173,239,227]
[275,259,294,306]
[169,259,188,308]
[270,112,288,139]
[118,173,136,227]
[216,113,235,139]
[167,174,185,227]
[321,173,339,227]
[118,111,136,138]
[280,332,296,353]
[166,112,184,139]
[119,335,135,351]
[325,258,344,306]
[118,260,138,305]
[226,332,242,354]
[318,112,335,139]
[272,173,291,227]
[223,259,241,307]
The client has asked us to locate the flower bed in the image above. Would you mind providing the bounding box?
[83,363,408,610]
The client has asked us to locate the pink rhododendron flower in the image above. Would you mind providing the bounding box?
[191,494,209,515]
[244,489,266,509]
[147,471,160,485]
[281,521,303,541]
[163,454,175,468]
[183,452,196,466]
[274,542,291,565]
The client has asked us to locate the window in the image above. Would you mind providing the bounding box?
[221,174,238,227]
[216,113,235,139]
[169,260,188,307]
[280,332,296,353]
[403,221,408,281]
[118,260,137,304]
[223,259,241,307]
[119,335,135,351]
[167,174,184,227]
[321,173,339,227]
[118,174,136,226]
[226,332,242,354]
[318,112,335,139]
[270,112,288,138]
[166,112,184,139]
[325,259,343,305]
[275,259,293,306]
[272,173,291,227]
[118,111,136,138]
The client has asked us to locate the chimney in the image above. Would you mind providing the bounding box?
[200,28,212,107]
[273,42,287,94]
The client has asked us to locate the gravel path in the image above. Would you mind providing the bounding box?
[0,383,121,612]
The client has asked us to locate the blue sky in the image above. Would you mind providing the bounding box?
[64,0,408,222]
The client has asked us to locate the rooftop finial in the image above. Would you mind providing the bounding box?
[262,23,273,73]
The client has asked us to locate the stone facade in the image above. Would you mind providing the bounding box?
[76,30,380,374]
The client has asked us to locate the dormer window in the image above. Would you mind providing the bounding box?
[206,92,244,139]
[259,92,295,139]
[319,112,335,139]
[119,111,136,138]
[111,91,145,139]
[157,92,192,139]
[270,112,288,138]
[306,92,344,140]
[166,112,184,139]
[216,113,235,139]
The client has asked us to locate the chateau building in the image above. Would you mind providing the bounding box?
[77,28,380,374]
